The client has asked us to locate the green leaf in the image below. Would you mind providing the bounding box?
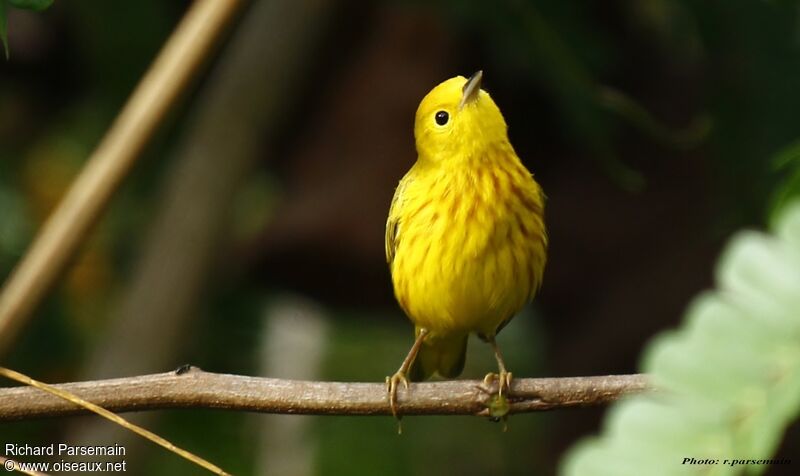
[8,0,53,11]
[0,0,8,59]
[561,200,800,476]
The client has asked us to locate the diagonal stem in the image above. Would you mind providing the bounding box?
[0,0,244,355]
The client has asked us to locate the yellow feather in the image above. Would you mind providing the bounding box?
[387,73,547,380]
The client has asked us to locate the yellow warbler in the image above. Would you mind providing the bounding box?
[385,71,547,415]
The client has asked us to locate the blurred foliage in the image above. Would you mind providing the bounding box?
[769,139,800,225]
[0,0,53,57]
[561,200,800,476]
[9,0,54,9]
[691,1,800,226]
[0,1,6,58]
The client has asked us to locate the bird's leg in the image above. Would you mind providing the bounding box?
[483,335,512,397]
[386,328,428,420]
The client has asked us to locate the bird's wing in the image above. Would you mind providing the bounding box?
[385,175,411,265]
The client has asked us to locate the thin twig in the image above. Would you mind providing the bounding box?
[0,0,244,354]
[0,367,649,421]
[0,367,230,475]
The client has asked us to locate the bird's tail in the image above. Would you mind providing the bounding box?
[409,332,468,381]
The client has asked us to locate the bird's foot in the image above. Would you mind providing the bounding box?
[483,370,513,397]
[386,371,409,433]
[479,374,511,430]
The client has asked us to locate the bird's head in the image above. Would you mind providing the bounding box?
[413,71,508,163]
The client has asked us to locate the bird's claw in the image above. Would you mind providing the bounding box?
[483,370,513,397]
[386,371,409,420]
[482,371,512,428]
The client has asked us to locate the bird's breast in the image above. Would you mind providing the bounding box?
[391,156,546,336]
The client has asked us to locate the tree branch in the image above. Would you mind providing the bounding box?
[0,368,649,421]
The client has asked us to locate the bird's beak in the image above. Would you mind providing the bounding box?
[459,70,483,110]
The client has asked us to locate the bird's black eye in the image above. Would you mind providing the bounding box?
[434,110,449,126]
